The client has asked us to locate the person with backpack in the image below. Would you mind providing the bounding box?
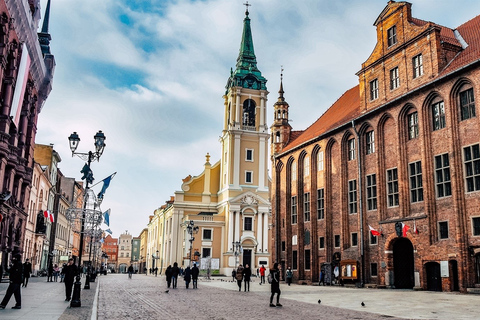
[235,264,244,292]
[286,267,293,286]
[269,263,282,307]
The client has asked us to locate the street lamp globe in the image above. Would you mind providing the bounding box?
[68,132,80,154]
[93,130,106,155]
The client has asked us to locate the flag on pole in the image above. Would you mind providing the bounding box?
[402,223,410,237]
[369,225,381,237]
[43,210,49,218]
[49,211,54,223]
[103,209,110,226]
[97,172,116,200]
[105,229,112,235]
[413,220,419,234]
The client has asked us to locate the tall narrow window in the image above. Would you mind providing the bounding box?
[435,153,451,198]
[413,54,423,78]
[408,112,419,139]
[387,25,397,46]
[366,174,377,210]
[348,180,357,214]
[246,149,254,161]
[319,237,325,249]
[366,131,375,154]
[334,235,340,248]
[292,250,298,270]
[409,161,424,203]
[304,156,310,177]
[351,233,358,247]
[371,263,378,277]
[348,138,356,160]
[318,151,324,171]
[291,196,297,224]
[370,79,379,101]
[464,144,480,192]
[245,171,253,184]
[317,188,324,219]
[460,88,476,120]
[390,67,400,90]
[370,232,378,245]
[304,192,310,222]
[439,221,449,239]
[473,217,480,236]
[387,168,399,207]
[292,162,297,181]
[432,101,446,130]
[242,99,256,127]
[305,250,311,270]
[244,217,252,231]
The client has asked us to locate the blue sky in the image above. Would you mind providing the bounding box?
[35,0,480,238]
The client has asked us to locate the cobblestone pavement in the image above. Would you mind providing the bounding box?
[97,274,402,320]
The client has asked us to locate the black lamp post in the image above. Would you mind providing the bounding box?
[232,241,241,267]
[186,220,199,267]
[68,130,106,291]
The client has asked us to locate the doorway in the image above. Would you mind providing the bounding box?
[449,260,459,291]
[243,249,252,268]
[393,237,414,289]
[425,262,442,291]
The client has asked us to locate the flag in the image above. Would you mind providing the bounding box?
[43,210,49,218]
[105,229,112,235]
[413,220,419,234]
[49,211,54,223]
[402,223,410,237]
[369,225,381,237]
[103,209,110,227]
[99,238,105,243]
[97,172,116,200]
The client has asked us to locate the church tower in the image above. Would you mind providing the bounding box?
[270,71,292,157]
[219,5,271,271]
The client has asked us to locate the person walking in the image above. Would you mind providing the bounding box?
[47,261,54,282]
[269,263,282,307]
[60,263,66,282]
[231,269,236,282]
[171,262,179,289]
[22,258,32,287]
[0,253,23,309]
[53,264,60,282]
[62,258,78,302]
[165,265,172,288]
[286,267,293,286]
[191,263,199,289]
[243,264,251,292]
[184,266,191,289]
[260,265,266,284]
[128,265,134,279]
[235,264,244,292]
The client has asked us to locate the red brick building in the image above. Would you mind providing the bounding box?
[102,235,118,272]
[271,1,480,292]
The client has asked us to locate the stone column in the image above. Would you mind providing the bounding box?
[257,212,263,252]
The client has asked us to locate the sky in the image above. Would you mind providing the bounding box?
[35,0,480,238]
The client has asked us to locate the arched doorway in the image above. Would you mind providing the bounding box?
[425,262,442,291]
[449,260,459,291]
[393,237,414,289]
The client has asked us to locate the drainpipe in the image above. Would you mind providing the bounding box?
[352,120,365,287]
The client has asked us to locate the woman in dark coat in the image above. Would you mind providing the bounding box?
[184,266,191,289]
[242,264,252,292]
[165,265,172,288]
[171,262,179,289]
[269,263,282,307]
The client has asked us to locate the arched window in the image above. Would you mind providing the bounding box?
[431,97,446,130]
[459,85,476,121]
[243,99,256,126]
[275,131,280,143]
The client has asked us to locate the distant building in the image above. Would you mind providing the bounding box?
[102,235,117,272]
[131,237,140,271]
[117,231,132,273]
[139,228,148,273]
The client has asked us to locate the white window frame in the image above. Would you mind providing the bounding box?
[202,228,213,241]
[245,171,253,184]
[370,79,379,101]
[245,148,254,162]
[413,54,423,78]
[202,247,211,258]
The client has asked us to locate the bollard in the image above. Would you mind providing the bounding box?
[70,275,82,308]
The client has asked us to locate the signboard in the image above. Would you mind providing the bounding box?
[60,255,69,262]
[440,261,449,277]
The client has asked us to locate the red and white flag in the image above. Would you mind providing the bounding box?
[49,211,54,223]
[402,223,410,237]
[43,210,49,218]
[413,220,419,234]
[369,225,381,237]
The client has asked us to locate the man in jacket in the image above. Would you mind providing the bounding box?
[171,262,179,289]
[0,253,23,309]
[62,258,78,301]
[22,258,32,287]
[242,264,252,292]
[191,263,199,289]
[269,263,282,307]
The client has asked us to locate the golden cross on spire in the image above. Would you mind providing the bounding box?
[244,1,251,13]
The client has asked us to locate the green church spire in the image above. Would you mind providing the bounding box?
[226,5,267,92]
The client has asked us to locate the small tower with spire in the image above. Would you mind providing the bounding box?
[38,0,52,56]
[270,67,291,157]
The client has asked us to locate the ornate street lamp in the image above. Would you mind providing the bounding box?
[186,220,199,267]
[232,241,242,268]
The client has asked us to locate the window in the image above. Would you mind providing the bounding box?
[413,54,423,78]
[370,79,379,101]
[473,217,480,236]
[390,67,400,90]
[464,144,480,192]
[334,235,340,248]
[439,221,449,239]
[291,196,297,224]
[460,88,475,121]
[371,263,378,277]
[409,161,424,203]
[366,131,375,154]
[366,174,377,211]
[432,101,446,130]
[387,168,399,207]
[203,229,212,241]
[126,253,129,257]
[351,233,358,247]
[435,154,451,198]
[244,217,253,231]
[121,246,124,250]
[305,250,311,270]
[370,232,378,245]
[120,253,124,258]
[318,151,324,171]
[348,138,356,160]
[202,248,211,258]
[245,171,253,184]
[282,241,286,251]
[292,162,297,181]
[304,156,310,177]
[319,236,325,249]
[387,25,397,46]
[246,149,253,161]
[317,188,325,219]
[303,192,310,222]
[242,99,256,127]
[348,180,357,214]
[292,250,298,270]
[408,112,419,139]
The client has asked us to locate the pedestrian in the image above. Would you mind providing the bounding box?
[128,264,134,279]
[260,265,266,284]
[235,264,244,292]
[60,263,66,282]
[22,258,32,287]
[171,262,179,289]
[256,268,259,277]
[319,269,325,286]
[0,253,23,309]
[231,269,236,282]
[47,261,54,282]
[53,264,60,282]
[62,258,78,302]
[243,264,251,292]
[165,265,172,288]
[184,266,191,289]
[191,263,199,289]
[269,263,282,307]
[286,267,293,286]
[154,267,158,277]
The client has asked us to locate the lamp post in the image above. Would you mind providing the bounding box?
[186,220,199,267]
[68,131,106,288]
[232,241,241,267]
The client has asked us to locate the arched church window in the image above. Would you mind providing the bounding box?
[243,99,256,126]
[275,131,280,143]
